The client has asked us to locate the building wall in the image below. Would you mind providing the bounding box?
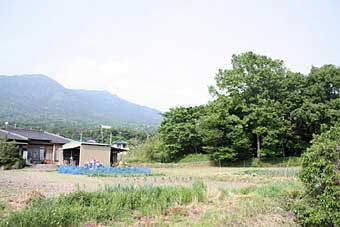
[57,148,64,165]
[79,145,111,166]
[27,144,53,163]
[52,144,63,163]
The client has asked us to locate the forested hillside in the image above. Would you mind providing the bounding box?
[138,52,340,163]
[0,74,162,129]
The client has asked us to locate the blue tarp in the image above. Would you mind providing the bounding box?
[57,165,151,175]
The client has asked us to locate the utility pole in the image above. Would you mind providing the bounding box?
[100,125,112,144]
[80,130,83,142]
[101,127,104,143]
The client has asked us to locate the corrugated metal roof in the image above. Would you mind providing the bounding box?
[62,141,112,150]
[62,141,82,150]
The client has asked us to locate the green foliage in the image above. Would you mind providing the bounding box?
[159,106,204,161]
[220,181,302,200]
[236,168,300,177]
[236,182,301,198]
[293,124,340,226]
[0,182,206,227]
[220,157,301,167]
[150,53,339,165]
[125,136,169,163]
[210,52,289,156]
[178,153,210,163]
[197,97,251,162]
[207,52,339,160]
[0,140,24,169]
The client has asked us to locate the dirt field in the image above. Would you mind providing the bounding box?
[0,166,301,226]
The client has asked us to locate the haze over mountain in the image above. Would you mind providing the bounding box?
[0,74,162,128]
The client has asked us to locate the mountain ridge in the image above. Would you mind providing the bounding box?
[0,74,162,128]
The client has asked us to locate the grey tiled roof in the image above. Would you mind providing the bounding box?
[0,129,28,141]
[112,140,127,145]
[4,128,71,144]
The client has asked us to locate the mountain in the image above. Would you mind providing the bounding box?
[0,74,162,128]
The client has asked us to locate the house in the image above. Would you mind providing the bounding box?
[0,128,71,164]
[112,140,129,150]
[60,140,128,166]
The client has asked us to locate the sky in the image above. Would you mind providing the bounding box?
[1,0,339,112]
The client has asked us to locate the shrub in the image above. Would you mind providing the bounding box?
[220,156,301,167]
[125,136,170,163]
[0,140,24,169]
[178,153,210,163]
[294,124,340,226]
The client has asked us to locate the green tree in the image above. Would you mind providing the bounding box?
[128,136,168,162]
[292,65,340,147]
[197,97,251,162]
[209,52,289,157]
[159,106,204,161]
[295,123,340,226]
[0,140,23,169]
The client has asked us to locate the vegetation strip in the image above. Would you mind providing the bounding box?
[0,181,206,227]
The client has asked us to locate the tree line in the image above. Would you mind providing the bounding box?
[152,52,339,163]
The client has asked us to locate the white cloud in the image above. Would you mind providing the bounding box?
[33,57,212,111]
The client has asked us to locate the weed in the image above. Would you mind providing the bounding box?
[86,172,165,178]
[0,182,206,227]
[221,157,301,167]
[178,154,211,163]
[231,181,302,198]
[236,168,300,177]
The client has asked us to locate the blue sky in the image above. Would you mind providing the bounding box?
[1,0,339,111]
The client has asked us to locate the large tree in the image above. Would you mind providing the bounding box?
[158,52,340,162]
[292,65,340,145]
[159,106,204,161]
[197,97,251,162]
[209,52,289,157]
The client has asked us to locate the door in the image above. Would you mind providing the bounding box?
[40,147,45,160]
[28,145,44,161]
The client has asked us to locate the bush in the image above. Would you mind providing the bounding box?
[178,153,210,163]
[219,156,301,167]
[0,140,24,169]
[294,124,340,226]
[125,136,170,163]
[0,182,206,227]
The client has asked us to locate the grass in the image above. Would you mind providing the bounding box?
[0,201,8,219]
[85,172,165,178]
[200,181,303,226]
[129,156,301,168]
[220,156,301,167]
[0,181,206,227]
[178,154,211,163]
[0,165,304,226]
[218,181,302,200]
[235,168,300,177]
